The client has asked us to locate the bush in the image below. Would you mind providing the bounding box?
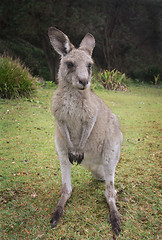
[41,81,58,89]
[98,69,128,91]
[91,76,105,91]
[130,66,161,84]
[0,38,51,81]
[143,66,161,84]
[0,56,36,99]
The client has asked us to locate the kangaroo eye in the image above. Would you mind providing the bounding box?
[66,62,74,69]
[88,63,92,70]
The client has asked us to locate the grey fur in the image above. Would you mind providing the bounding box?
[48,27,123,235]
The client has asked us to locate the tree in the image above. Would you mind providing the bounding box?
[0,0,161,82]
[0,0,60,82]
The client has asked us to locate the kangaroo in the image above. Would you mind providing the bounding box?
[48,27,123,236]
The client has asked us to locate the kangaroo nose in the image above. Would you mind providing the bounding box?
[79,79,88,87]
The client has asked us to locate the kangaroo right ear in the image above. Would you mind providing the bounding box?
[79,33,95,56]
[48,27,74,56]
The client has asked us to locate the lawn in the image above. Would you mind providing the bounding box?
[0,84,161,239]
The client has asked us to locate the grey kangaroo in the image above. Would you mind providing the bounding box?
[48,27,123,236]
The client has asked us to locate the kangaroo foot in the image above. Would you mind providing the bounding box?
[51,206,64,228]
[109,209,121,236]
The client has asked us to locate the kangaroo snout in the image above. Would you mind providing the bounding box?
[78,78,89,89]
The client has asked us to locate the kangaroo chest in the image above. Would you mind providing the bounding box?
[62,95,85,120]
[53,91,91,143]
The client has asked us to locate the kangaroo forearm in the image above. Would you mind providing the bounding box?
[57,121,73,149]
[79,116,97,150]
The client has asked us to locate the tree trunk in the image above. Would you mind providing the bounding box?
[41,35,59,83]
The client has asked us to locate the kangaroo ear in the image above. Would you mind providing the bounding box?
[79,33,95,56]
[48,27,74,56]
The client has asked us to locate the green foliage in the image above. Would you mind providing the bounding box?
[131,66,161,84]
[0,39,51,81]
[154,74,160,85]
[91,76,105,90]
[41,81,58,89]
[1,0,161,85]
[143,66,161,83]
[0,56,36,99]
[91,65,105,90]
[98,69,128,91]
[1,0,161,84]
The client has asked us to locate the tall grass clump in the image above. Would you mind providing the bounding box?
[98,69,128,91]
[0,55,36,99]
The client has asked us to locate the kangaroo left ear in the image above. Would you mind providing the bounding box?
[79,33,95,56]
[48,27,74,56]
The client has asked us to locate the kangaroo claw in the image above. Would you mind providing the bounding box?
[51,220,57,228]
[68,152,74,164]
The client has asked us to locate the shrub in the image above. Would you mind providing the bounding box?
[98,69,128,91]
[0,38,50,81]
[91,76,105,91]
[154,74,160,85]
[0,56,36,99]
[41,80,58,89]
[130,66,161,84]
[143,66,161,83]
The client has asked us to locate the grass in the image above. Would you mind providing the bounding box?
[0,84,161,239]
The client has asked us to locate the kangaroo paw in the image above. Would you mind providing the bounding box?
[109,210,121,236]
[68,151,84,165]
[68,152,75,164]
[76,152,84,164]
[51,206,64,228]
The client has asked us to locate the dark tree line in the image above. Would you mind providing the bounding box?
[0,0,161,82]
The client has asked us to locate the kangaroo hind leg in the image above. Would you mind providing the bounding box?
[91,164,105,181]
[51,156,72,228]
[103,143,121,235]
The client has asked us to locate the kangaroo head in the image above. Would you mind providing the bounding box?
[48,27,95,90]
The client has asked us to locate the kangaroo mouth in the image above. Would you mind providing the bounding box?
[78,84,89,91]
[79,86,86,90]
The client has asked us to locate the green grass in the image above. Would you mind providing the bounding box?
[0,84,161,239]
